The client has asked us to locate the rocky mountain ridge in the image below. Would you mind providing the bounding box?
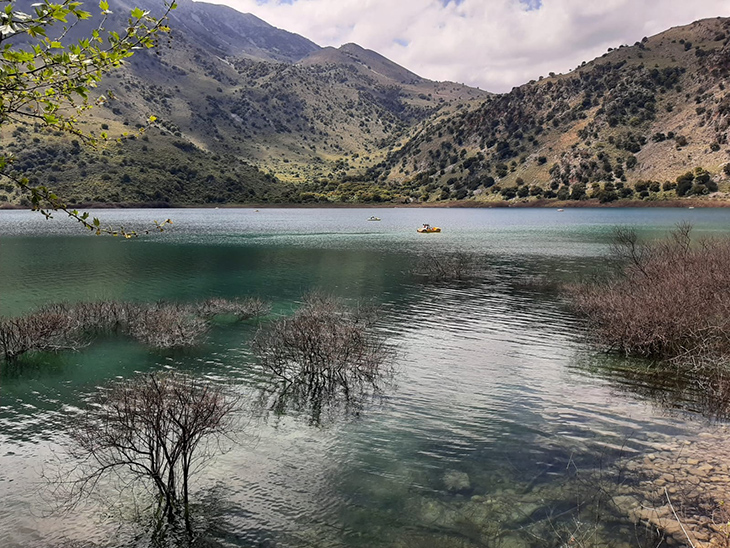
[367,17,730,204]
[1,3,728,206]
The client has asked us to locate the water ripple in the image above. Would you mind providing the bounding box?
[0,208,714,547]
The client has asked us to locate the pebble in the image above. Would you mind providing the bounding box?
[442,470,471,493]
[614,428,730,548]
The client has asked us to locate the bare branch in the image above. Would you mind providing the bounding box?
[252,293,395,424]
[65,371,239,529]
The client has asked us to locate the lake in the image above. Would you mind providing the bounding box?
[1,207,728,548]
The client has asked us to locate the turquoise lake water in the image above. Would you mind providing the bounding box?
[1,207,729,548]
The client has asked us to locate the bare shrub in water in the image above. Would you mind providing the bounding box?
[66,371,238,530]
[571,223,730,360]
[411,251,481,281]
[196,297,270,320]
[126,302,210,349]
[252,294,393,423]
[0,297,269,360]
[0,308,83,360]
[62,300,135,334]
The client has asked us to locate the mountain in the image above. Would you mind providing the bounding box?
[159,0,320,62]
[0,0,487,205]
[372,17,730,204]
[1,3,728,206]
[301,43,424,84]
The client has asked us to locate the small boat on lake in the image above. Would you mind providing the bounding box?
[368,216,381,221]
[417,224,441,233]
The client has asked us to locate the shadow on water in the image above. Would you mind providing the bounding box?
[42,486,258,548]
[574,352,730,423]
[254,365,395,427]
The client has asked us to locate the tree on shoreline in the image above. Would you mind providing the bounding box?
[0,0,174,235]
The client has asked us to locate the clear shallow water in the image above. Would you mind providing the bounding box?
[1,207,729,548]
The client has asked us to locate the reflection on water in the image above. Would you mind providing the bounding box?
[252,294,396,426]
[2,208,729,547]
[577,353,730,422]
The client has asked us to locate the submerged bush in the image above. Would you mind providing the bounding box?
[195,297,270,320]
[0,308,83,360]
[410,251,482,281]
[571,224,730,360]
[0,297,269,360]
[252,294,393,423]
[126,302,210,349]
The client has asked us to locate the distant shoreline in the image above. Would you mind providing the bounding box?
[2,198,729,210]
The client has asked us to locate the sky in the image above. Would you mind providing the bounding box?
[207,0,730,93]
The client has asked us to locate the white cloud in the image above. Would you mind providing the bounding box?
[206,0,730,92]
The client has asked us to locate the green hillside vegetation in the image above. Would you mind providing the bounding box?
[0,124,287,205]
[374,17,730,204]
[0,0,484,206]
[3,2,730,206]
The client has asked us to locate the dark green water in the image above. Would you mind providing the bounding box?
[1,207,729,548]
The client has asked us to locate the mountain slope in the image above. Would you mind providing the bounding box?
[372,17,730,203]
[162,0,320,62]
[0,0,486,204]
[3,4,728,206]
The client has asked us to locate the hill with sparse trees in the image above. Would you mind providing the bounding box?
[1,3,729,206]
[370,17,730,205]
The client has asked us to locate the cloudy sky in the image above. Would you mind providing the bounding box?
[210,0,729,93]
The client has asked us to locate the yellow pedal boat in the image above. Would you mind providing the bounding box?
[417,224,441,233]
